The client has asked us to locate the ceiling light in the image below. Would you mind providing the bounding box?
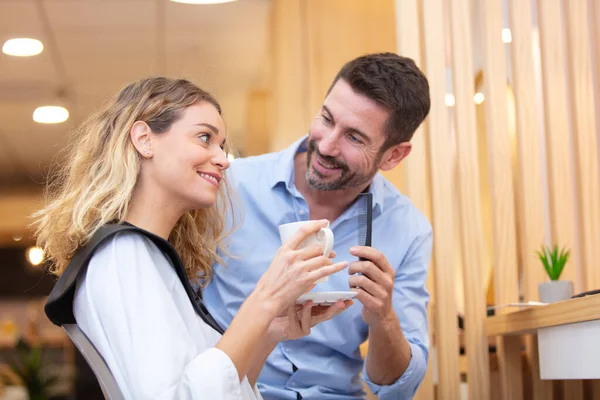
[445,94,456,107]
[33,106,69,124]
[12,235,23,242]
[27,246,44,266]
[169,0,237,4]
[473,92,485,104]
[502,28,512,44]
[2,38,44,57]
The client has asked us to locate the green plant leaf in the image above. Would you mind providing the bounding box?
[560,247,570,265]
[4,335,58,398]
[27,346,42,371]
[15,338,31,363]
[554,260,565,280]
[538,244,570,280]
[537,249,553,279]
[550,245,559,271]
[555,247,570,280]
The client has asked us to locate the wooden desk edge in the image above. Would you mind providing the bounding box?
[486,295,600,336]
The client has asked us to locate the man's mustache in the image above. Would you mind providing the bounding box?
[308,141,348,170]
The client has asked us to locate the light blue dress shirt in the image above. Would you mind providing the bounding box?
[204,137,432,400]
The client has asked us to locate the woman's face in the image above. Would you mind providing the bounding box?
[143,101,229,211]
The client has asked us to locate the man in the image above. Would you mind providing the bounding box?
[204,52,432,399]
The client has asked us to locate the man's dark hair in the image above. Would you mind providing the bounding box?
[327,52,431,150]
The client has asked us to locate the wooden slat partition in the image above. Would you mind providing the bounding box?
[537,1,584,398]
[536,0,579,287]
[447,0,492,399]
[304,0,397,115]
[594,0,600,318]
[586,381,600,400]
[394,1,434,398]
[245,90,272,156]
[421,0,460,397]
[505,0,547,313]
[595,0,600,94]
[478,1,523,399]
[507,0,553,398]
[269,0,309,151]
[525,335,551,400]
[479,0,518,313]
[395,0,430,220]
[564,0,600,292]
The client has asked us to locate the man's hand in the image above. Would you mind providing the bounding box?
[348,246,413,387]
[348,246,396,326]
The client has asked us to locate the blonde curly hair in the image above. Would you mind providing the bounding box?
[32,77,237,286]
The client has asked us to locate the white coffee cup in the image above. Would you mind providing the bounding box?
[278,220,334,282]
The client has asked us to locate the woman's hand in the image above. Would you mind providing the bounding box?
[245,299,353,386]
[266,300,354,343]
[253,219,348,316]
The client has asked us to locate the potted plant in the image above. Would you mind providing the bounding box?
[537,244,574,303]
[1,337,58,400]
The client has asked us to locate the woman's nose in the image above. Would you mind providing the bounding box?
[212,147,230,170]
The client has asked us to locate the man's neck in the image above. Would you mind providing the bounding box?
[293,152,368,223]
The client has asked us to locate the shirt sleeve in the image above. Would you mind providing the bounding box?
[362,225,433,399]
[73,232,245,400]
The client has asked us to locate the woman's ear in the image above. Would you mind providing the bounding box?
[130,121,153,158]
[379,142,412,171]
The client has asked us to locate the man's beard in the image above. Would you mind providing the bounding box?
[304,139,380,191]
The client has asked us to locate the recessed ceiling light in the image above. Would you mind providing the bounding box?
[445,94,456,107]
[33,106,69,124]
[170,0,237,3]
[473,92,485,104]
[27,246,45,266]
[502,28,512,44]
[2,38,44,57]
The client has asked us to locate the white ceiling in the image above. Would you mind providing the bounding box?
[0,0,272,186]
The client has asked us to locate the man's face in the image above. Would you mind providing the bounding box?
[305,79,390,191]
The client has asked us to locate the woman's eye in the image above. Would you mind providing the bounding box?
[198,133,211,144]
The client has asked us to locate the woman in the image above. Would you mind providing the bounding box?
[34,77,351,399]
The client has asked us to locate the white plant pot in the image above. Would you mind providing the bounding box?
[538,280,574,303]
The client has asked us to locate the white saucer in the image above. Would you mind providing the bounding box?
[295,291,357,305]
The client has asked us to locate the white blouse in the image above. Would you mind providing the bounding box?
[73,231,262,400]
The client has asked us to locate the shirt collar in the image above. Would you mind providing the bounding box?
[368,173,386,215]
[270,135,308,191]
[270,134,386,214]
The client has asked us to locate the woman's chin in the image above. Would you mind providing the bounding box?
[190,196,217,210]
